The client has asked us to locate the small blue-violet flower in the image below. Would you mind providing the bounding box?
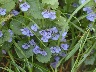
[29,39,36,47]
[0,31,3,37]
[62,31,67,37]
[50,62,58,68]
[31,24,38,32]
[49,12,56,20]
[50,27,58,34]
[86,13,96,22]
[50,46,61,53]
[11,10,19,16]
[20,2,30,11]
[94,0,96,2]
[72,3,79,7]
[2,50,6,54]
[83,7,93,14]
[22,43,30,49]
[54,56,60,62]
[20,28,34,37]
[41,36,49,42]
[61,44,69,50]
[33,45,41,54]
[0,8,6,15]
[51,34,60,40]
[81,0,86,4]
[40,50,47,56]
[42,10,56,20]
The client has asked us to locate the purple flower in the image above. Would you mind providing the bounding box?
[51,34,59,40]
[72,3,79,7]
[60,52,66,57]
[22,43,30,49]
[33,45,41,54]
[0,31,3,37]
[81,0,86,4]
[41,10,50,18]
[49,12,56,20]
[11,10,19,16]
[41,10,56,20]
[2,50,6,54]
[20,2,30,11]
[88,24,93,31]
[31,24,38,31]
[41,36,49,42]
[8,29,13,42]
[54,56,60,62]
[0,8,6,15]
[39,30,52,38]
[50,27,58,34]
[50,46,61,53]
[29,39,36,47]
[94,0,96,2]
[62,32,67,37]
[8,38,12,42]
[86,13,96,22]
[1,22,5,26]
[8,29,13,36]
[40,51,47,56]
[50,62,58,68]
[83,7,93,14]
[60,37,66,42]
[61,44,69,50]
[20,28,34,37]
[39,30,46,36]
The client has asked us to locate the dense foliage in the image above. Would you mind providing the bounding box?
[0,0,96,72]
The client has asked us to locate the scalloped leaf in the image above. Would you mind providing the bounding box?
[15,41,34,58]
[0,30,10,44]
[1,0,15,12]
[42,0,58,5]
[27,0,43,19]
[55,16,69,31]
[36,48,52,63]
[10,16,26,35]
[85,56,95,65]
[50,1,59,9]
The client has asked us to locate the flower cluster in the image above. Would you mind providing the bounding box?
[50,46,61,53]
[39,27,59,42]
[41,10,56,20]
[22,39,47,56]
[0,8,6,15]
[83,6,96,22]
[33,45,47,56]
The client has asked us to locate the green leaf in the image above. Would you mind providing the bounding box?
[85,56,95,65]
[10,16,25,35]
[2,42,11,50]
[27,0,43,19]
[0,30,10,44]
[50,1,59,9]
[36,48,52,63]
[42,0,58,5]
[55,16,69,31]
[15,41,33,58]
[1,0,15,12]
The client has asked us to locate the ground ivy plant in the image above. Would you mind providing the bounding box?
[0,0,96,72]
